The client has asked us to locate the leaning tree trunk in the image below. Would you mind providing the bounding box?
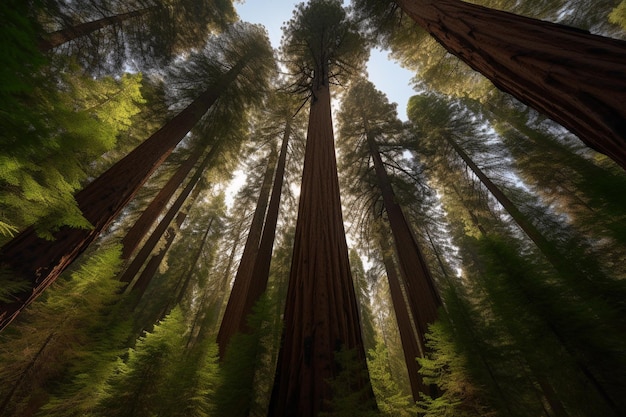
[217,145,277,359]
[365,129,441,353]
[379,236,430,401]
[267,75,375,417]
[396,0,626,169]
[446,136,626,414]
[0,59,249,332]
[129,211,187,309]
[38,7,156,51]
[118,149,212,286]
[121,145,205,259]
[445,135,626,315]
[241,119,291,335]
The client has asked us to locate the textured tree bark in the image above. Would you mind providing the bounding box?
[121,145,204,259]
[268,82,374,417]
[38,7,155,51]
[129,212,186,308]
[379,237,430,401]
[241,119,291,335]
[366,131,441,352]
[217,146,277,358]
[0,60,248,332]
[396,0,626,169]
[119,150,211,286]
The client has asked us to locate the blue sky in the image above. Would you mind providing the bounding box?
[235,0,416,120]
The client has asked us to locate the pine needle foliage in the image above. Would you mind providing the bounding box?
[0,244,127,417]
[367,338,417,417]
[320,346,380,417]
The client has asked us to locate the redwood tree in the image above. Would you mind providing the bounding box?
[267,1,376,416]
[353,0,626,169]
[338,80,442,399]
[38,0,237,70]
[217,145,278,358]
[0,23,274,332]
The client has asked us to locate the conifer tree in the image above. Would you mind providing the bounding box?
[338,80,441,399]
[353,0,626,169]
[0,23,275,332]
[268,2,376,415]
[37,0,237,71]
[407,92,626,416]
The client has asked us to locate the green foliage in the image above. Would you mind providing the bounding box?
[609,0,626,30]
[320,347,379,417]
[0,65,145,238]
[367,338,417,417]
[95,307,193,417]
[0,244,127,417]
[281,0,368,91]
[214,294,275,417]
[0,0,46,99]
[416,319,494,417]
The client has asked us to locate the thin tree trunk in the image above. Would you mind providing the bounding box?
[175,217,215,306]
[454,167,623,415]
[241,119,291,334]
[122,145,204,259]
[129,212,186,307]
[396,0,626,169]
[365,129,441,351]
[379,236,429,401]
[0,331,56,415]
[217,146,277,358]
[38,7,155,51]
[268,78,374,417]
[0,59,249,332]
[119,149,212,286]
[446,135,626,314]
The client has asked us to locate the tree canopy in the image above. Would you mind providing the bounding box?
[1,0,626,416]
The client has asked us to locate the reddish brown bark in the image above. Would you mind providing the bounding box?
[379,237,430,401]
[366,131,441,348]
[217,146,277,358]
[396,0,626,169]
[121,145,204,259]
[129,211,187,307]
[0,60,248,332]
[268,83,373,417]
[119,149,212,286]
[38,7,155,51]
[241,119,291,334]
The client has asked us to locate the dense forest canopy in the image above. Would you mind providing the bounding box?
[1,0,625,416]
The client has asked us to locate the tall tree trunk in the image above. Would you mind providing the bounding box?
[379,236,429,401]
[396,0,626,169]
[365,129,441,352]
[174,217,215,306]
[445,135,626,314]
[268,77,374,417]
[447,137,625,415]
[121,145,205,259]
[38,7,156,51]
[129,211,186,307]
[119,150,211,286]
[0,59,249,332]
[217,146,278,358]
[241,119,291,334]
